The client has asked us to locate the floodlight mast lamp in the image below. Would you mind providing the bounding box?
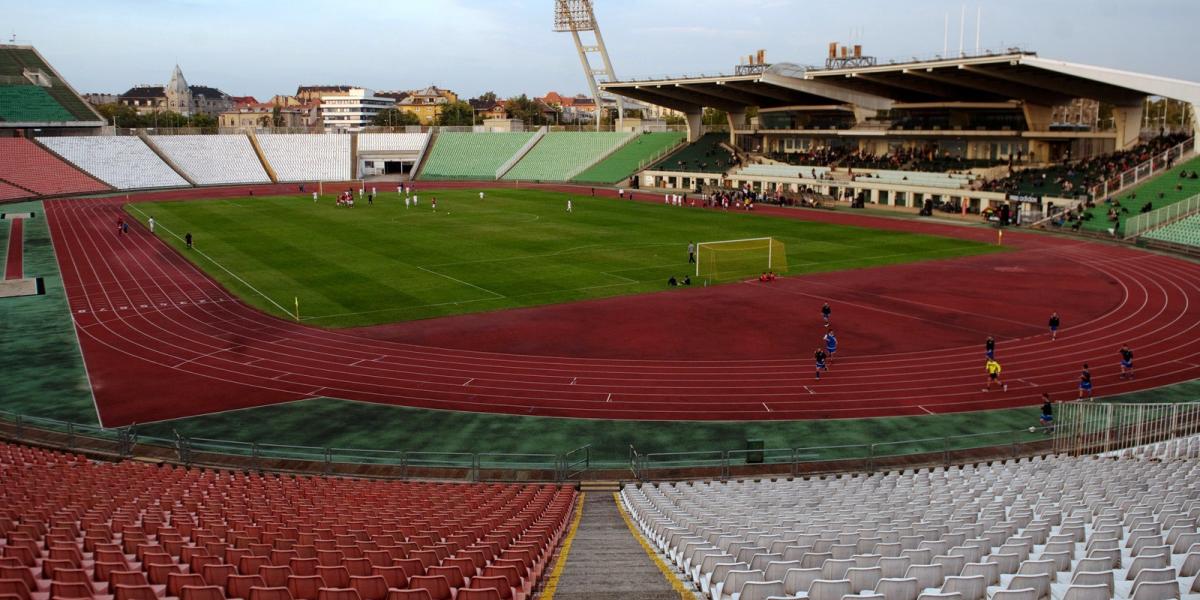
[554,0,625,131]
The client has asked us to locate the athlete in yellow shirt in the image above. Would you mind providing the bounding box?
[984,359,1007,392]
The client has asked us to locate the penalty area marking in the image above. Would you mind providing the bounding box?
[415,265,505,299]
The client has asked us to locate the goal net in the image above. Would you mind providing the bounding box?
[696,237,788,280]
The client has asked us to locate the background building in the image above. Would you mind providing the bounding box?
[397,86,458,124]
[219,102,313,130]
[321,88,395,132]
[117,65,232,116]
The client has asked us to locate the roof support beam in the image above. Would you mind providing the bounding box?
[903,70,1013,102]
[677,83,769,108]
[761,72,893,110]
[601,86,699,113]
[855,74,958,100]
[967,64,1144,105]
[635,85,744,112]
[722,80,821,105]
[920,67,1075,104]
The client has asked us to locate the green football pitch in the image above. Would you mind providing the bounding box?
[127,189,1002,328]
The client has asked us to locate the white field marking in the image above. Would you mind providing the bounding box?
[425,242,677,268]
[1016,378,1038,387]
[918,405,935,415]
[762,402,772,412]
[599,271,639,284]
[172,347,233,368]
[126,204,295,318]
[414,265,505,299]
[463,378,474,386]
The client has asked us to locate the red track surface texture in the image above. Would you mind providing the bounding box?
[5,218,22,280]
[44,185,1200,426]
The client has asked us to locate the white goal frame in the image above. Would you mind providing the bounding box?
[695,236,778,277]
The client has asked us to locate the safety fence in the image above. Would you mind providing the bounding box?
[628,427,1057,482]
[0,410,587,483]
[1123,192,1200,239]
[1087,137,1194,200]
[1053,402,1200,457]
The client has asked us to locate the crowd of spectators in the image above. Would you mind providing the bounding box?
[769,146,1002,173]
[978,133,1189,197]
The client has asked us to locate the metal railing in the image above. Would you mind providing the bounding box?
[1053,402,1200,457]
[1123,192,1200,239]
[627,427,1054,482]
[1088,137,1194,200]
[0,409,588,483]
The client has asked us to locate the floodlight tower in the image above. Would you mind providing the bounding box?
[554,0,625,130]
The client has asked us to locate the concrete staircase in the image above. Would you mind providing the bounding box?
[546,492,689,600]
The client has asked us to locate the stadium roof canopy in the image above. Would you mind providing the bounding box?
[602,52,1200,114]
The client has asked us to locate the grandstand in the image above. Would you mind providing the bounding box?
[0,85,76,123]
[1080,156,1200,235]
[356,133,429,153]
[0,45,105,125]
[419,133,534,180]
[502,132,631,181]
[0,138,109,196]
[572,132,685,183]
[649,132,736,174]
[150,135,271,186]
[1144,214,1200,248]
[0,441,576,600]
[37,136,189,190]
[624,451,1200,600]
[255,134,351,182]
[0,179,30,201]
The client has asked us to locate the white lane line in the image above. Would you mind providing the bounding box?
[803,385,814,394]
[606,393,612,402]
[918,405,935,415]
[463,378,474,386]
[570,377,577,385]
[762,402,772,412]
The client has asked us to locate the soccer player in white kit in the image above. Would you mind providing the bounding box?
[413,195,418,207]
[567,199,573,213]
[148,217,155,233]
[312,191,318,202]
[405,196,410,209]
[479,191,484,200]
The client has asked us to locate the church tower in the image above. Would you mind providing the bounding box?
[165,64,193,115]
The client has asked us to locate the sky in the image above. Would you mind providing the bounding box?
[4,0,1199,101]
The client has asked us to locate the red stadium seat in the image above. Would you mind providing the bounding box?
[247,588,292,600]
[227,575,267,600]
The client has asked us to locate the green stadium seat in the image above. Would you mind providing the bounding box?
[1143,213,1200,248]
[419,133,534,180]
[0,85,76,122]
[649,132,734,174]
[0,47,99,122]
[572,132,685,183]
[1085,156,1200,235]
[502,132,631,182]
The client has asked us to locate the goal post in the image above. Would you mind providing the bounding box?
[695,237,788,280]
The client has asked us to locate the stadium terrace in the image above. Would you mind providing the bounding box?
[3,10,1200,600]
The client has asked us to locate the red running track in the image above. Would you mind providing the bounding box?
[5,218,22,280]
[43,186,1200,427]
